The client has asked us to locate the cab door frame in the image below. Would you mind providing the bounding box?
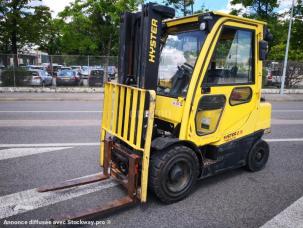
[180,19,263,147]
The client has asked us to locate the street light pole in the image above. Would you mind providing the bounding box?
[280,0,295,95]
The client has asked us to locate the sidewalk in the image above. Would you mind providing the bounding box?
[1,87,303,94]
[0,92,302,101]
[263,94,303,101]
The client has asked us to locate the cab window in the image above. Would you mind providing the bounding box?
[229,87,252,106]
[157,30,206,97]
[204,27,254,85]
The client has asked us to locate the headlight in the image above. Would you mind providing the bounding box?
[200,22,207,31]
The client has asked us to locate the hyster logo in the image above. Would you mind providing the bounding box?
[149,18,158,63]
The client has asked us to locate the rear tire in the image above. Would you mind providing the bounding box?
[246,139,269,172]
[149,145,199,204]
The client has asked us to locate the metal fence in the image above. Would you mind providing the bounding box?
[263,60,303,88]
[0,54,118,87]
[1,54,303,88]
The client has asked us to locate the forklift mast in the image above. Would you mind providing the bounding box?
[118,3,175,90]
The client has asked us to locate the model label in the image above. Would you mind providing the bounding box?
[149,18,158,63]
[224,130,243,141]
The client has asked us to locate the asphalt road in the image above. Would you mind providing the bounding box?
[0,98,303,228]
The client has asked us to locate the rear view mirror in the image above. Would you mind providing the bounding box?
[259,40,268,61]
[264,28,273,42]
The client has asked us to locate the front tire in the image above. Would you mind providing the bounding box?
[246,139,269,172]
[149,145,199,204]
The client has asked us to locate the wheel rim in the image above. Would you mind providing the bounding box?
[254,148,265,163]
[166,160,192,193]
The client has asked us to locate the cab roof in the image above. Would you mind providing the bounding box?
[164,11,266,27]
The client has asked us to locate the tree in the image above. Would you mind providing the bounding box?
[0,0,52,65]
[39,19,63,55]
[289,0,303,60]
[266,0,303,61]
[57,0,140,56]
[230,0,279,19]
[284,61,303,88]
[164,0,195,16]
[229,0,300,61]
[194,4,209,14]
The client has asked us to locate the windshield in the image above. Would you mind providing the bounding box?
[29,71,39,76]
[157,29,206,97]
[58,70,74,77]
[91,70,103,76]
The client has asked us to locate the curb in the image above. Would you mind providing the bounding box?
[0,87,104,93]
[262,89,303,94]
[0,98,103,101]
[0,87,303,94]
[0,88,302,102]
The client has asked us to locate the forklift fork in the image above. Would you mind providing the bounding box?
[37,139,140,220]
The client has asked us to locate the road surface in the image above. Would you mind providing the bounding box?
[0,98,303,227]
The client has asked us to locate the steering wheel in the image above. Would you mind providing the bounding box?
[177,63,194,78]
[168,63,193,96]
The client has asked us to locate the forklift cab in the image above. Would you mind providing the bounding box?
[155,12,271,146]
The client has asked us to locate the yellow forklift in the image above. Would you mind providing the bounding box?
[38,3,272,219]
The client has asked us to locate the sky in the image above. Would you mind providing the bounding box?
[41,0,73,17]
[40,0,295,17]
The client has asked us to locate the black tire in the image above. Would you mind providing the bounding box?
[149,145,199,204]
[246,139,269,172]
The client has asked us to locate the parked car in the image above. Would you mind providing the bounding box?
[107,66,117,80]
[80,66,90,79]
[266,69,281,87]
[27,65,46,71]
[88,69,104,87]
[23,70,52,86]
[46,63,62,76]
[60,66,72,71]
[56,70,80,86]
[0,64,4,86]
[71,65,82,72]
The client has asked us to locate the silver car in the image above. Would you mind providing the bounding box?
[23,70,52,86]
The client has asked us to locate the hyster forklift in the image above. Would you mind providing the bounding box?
[38,3,272,220]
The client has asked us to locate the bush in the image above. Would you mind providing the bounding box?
[1,67,30,86]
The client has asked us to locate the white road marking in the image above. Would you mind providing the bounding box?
[272,110,303,112]
[0,178,117,219]
[0,147,72,161]
[1,138,303,149]
[0,119,100,127]
[272,119,303,125]
[261,196,303,228]
[0,111,102,113]
[0,110,301,113]
[265,138,303,142]
[0,119,301,127]
[0,143,99,148]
